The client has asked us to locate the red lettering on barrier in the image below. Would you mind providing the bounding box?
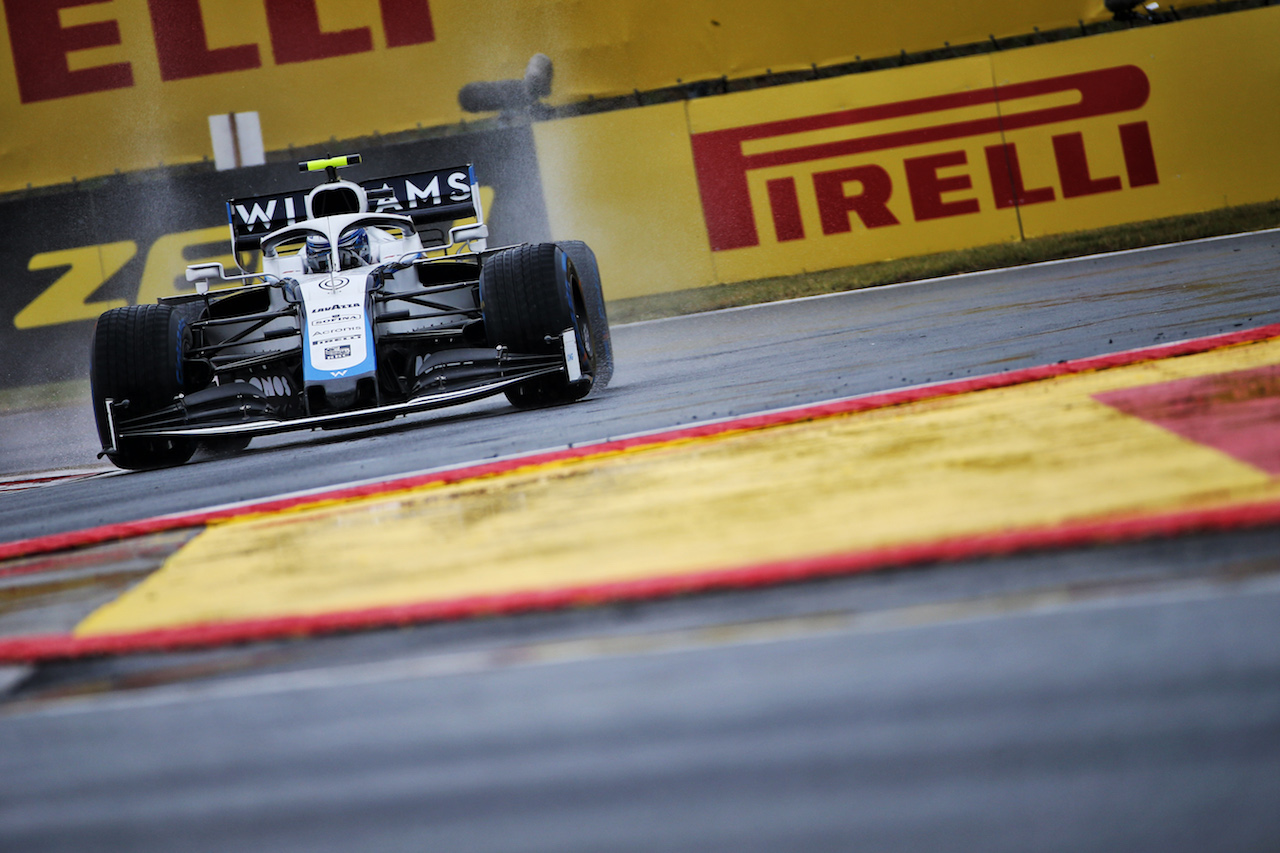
[1053,132,1122,198]
[986,143,1055,209]
[767,178,805,242]
[904,150,980,221]
[380,0,435,47]
[5,0,436,103]
[265,0,434,63]
[814,166,900,234]
[5,0,133,103]
[266,0,373,64]
[1120,121,1159,187]
[691,65,1152,251]
[149,0,261,81]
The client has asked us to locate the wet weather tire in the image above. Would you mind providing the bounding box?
[480,242,607,408]
[90,304,197,470]
[555,241,613,391]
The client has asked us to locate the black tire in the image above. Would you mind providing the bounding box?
[90,304,197,469]
[480,243,604,408]
[555,241,613,391]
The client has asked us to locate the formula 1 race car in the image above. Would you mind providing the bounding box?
[90,154,612,469]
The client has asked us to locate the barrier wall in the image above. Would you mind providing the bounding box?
[1,0,1120,193]
[533,7,1280,299]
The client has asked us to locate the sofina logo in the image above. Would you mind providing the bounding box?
[690,66,1158,251]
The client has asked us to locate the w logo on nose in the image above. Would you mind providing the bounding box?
[329,370,349,377]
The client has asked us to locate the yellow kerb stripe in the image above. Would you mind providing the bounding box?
[75,338,1280,637]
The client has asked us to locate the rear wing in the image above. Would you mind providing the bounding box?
[225,164,484,255]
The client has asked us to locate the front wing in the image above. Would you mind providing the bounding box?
[100,331,581,452]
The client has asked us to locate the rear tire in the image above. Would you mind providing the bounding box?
[480,243,605,408]
[90,304,197,470]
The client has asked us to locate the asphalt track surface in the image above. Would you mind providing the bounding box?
[2,230,1280,850]
[4,230,1280,540]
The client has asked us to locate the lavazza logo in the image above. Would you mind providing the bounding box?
[310,302,361,315]
[691,66,1159,251]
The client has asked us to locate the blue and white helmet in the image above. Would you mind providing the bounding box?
[337,227,371,270]
[303,227,371,274]
[304,233,331,273]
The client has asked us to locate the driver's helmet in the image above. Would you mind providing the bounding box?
[337,227,372,270]
[303,233,331,274]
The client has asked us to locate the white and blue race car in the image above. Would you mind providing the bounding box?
[90,154,612,469]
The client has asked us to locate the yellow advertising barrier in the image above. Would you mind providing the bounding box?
[533,7,1280,299]
[1,0,1119,194]
[993,11,1280,238]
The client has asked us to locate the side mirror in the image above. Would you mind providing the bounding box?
[185,262,227,295]
[449,223,489,247]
